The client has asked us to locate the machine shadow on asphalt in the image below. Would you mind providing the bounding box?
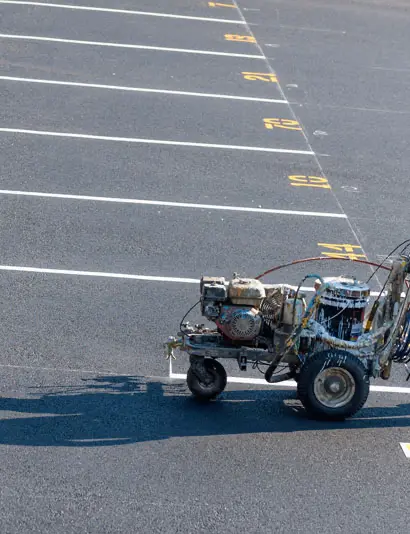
[0,375,409,447]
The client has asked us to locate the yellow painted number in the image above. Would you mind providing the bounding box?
[318,243,366,261]
[288,175,331,189]
[208,2,235,7]
[264,118,301,131]
[242,72,278,83]
[225,34,256,43]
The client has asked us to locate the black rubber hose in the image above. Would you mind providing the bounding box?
[265,364,296,383]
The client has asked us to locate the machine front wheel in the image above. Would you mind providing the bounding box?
[187,359,227,401]
[297,350,370,420]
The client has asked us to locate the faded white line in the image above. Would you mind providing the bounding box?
[303,102,410,116]
[0,33,264,58]
[0,1,246,24]
[372,66,410,73]
[0,265,199,283]
[0,362,122,375]
[0,128,315,155]
[279,24,346,35]
[170,372,410,394]
[232,0,377,286]
[0,189,346,219]
[0,76,287,103]
[0,363,180,382]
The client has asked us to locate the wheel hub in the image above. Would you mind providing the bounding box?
[313,367,356,409]
[324,376,343,394]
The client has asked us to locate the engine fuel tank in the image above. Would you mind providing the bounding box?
[228,278,266,308]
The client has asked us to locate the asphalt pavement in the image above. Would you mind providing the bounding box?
[0,0,410,532]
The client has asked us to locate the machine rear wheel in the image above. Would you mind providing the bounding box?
[297,350,369,420]
[187,359,227,401]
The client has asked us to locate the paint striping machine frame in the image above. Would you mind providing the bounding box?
[165,245,410,420]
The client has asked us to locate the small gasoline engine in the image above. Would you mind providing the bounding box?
[165,248,410,420]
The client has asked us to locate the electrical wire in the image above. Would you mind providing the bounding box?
[392,310,410,363]
[366,239,410,283]
[292,273,323,327]
[179,300,201,335]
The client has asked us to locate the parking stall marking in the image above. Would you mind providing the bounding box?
[0,128,315,154]
[169,366,410,394]
[318,243,367,260]
[288,175,331,189]
[0,266,199,283]
[264,118,302,131]
[0,190,347,218]
[224,34,256,43]
[0,34,264,58]
[242,71,278,83]
[0,76,288,103]
[0,264,392,299]
[229,0,373,272]
[0,1,245,23]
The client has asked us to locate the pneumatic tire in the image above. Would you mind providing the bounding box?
[297,350,370,421]
[187,359,227,401]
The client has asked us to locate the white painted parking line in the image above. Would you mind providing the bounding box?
[400,443,410,458]
[0,76,287,104]
[0,34,264,59]
[0,265,199,283]
[0,266,393,298]
[0,1,245,24]
[0,129,315,155]
[169,370,410,394]
[0,190,346,219]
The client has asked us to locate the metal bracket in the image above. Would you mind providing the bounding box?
[238,355,247,371]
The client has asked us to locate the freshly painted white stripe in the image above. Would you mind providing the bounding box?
[0,1,245,24]
[171,371,296,387]
[0,128,315,155]
[0,76,287,103]
[400,443,410,458]
[170,372,410,393]
[0,264,386,295]
[0,33,264,58]
[370,385,410,393]
[0,189,346,219]
[0,265,199,283]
